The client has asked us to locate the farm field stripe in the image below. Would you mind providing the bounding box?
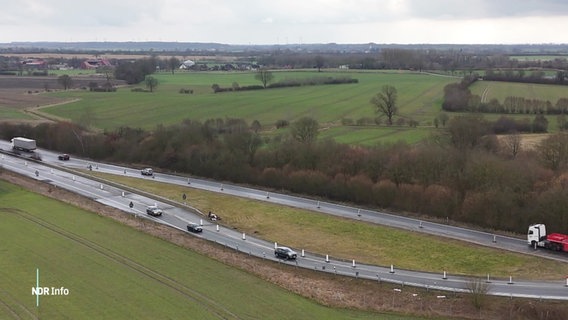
[5,208,241,320]
[0,286,37,320]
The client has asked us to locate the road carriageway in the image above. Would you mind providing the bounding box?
[0,146,567,300]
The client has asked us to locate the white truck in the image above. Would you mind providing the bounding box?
[527,224,568,252]
[11,137,37,152]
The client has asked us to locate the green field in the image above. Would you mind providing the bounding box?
[43,70,454,134]
[89,172,568,280]
[0,106,35,120]
[470,80,568,103]
[13,70,568,145]
[0,180,426,320]
[509,55,568,61]
[319,126,435,145]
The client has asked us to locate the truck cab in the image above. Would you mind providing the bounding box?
[527,223,547,247]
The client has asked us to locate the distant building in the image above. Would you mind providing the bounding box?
[179,60,195,69]
[21,58,47,69]
[81,58,112,69]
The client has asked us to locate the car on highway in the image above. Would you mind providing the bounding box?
[141,168,153,176]
[274,246,297,260]
[186,223,203,233]
[146,205,163,217]
[58,154,70,161]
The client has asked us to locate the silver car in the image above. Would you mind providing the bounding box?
[146,205,162,216]
[274,246,297,260]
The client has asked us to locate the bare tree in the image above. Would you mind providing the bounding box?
[370,85,398,125]
[168,56,180,74]
[445,115,489,151]
[291,117,319,143]
[538,133,568,170]
[314,55,324,72]
[503,132,522,159]
[250,120,261,133]
[466,277,490,311]
[254,67,273,88]
[78,106,95,129]
[438,112,449,127]
[57,74,73,90]
[145,76,158,92]
[99,66,114,83]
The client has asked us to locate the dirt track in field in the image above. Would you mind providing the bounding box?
[0,75,127,124]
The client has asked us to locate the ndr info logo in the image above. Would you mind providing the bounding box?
[32,286,70,296]
[31,268,69,307]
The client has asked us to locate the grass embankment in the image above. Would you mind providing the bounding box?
[90,172,568,280]
[0,179,413,320]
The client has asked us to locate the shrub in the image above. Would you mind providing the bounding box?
[372,179,397,207]
[356,117,375,126]
[275,119,289,129]
[93,87,117,92]
[179,88,194,94]
[408,119,419,128]
[237,85,264,91]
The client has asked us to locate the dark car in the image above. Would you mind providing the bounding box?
[187,223,203,233]
[141,168,153,176]
[146,205,163,217]
[58,154,70,161]
[274,246,298,260]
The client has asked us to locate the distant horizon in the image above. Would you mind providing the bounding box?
[2,41,568,47]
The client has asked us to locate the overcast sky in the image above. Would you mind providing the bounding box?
[2,0,568,44]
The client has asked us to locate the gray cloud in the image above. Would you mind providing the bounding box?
[1,0,568,43]
[404,0,568,19]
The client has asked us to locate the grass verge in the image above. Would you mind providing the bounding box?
[89,172,568,280]
[0,178,426,320]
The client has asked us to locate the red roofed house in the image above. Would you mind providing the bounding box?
[81,58,113,69]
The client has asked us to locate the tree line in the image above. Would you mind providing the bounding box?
[483,69,567,85]
[3,115,568,234]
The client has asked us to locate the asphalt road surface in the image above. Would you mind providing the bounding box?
[1,142,567,300]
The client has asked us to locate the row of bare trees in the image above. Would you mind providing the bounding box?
[3,115,568,233]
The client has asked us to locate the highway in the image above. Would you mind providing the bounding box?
[1,141,567,300]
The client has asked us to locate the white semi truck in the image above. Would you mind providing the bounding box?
[527,224,568,252]
[11,137,37,152]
